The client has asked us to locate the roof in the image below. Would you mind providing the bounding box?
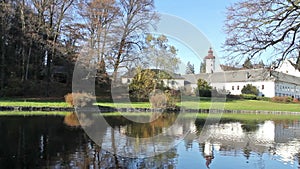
[204,47,215,59]
[183,69,300,85]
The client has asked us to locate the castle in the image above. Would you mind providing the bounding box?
[183,48,300,98]
[121,48,300,98]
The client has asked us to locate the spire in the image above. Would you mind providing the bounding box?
[204,47,215,59]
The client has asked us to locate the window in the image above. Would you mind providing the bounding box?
[232,86,234,90]
[262,85,264,90]
[237,86,239,90]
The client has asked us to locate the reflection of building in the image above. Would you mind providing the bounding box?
[198,120,300,164]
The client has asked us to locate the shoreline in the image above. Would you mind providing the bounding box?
[1,105,300,115]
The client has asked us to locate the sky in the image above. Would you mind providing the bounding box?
[154,0,239,73]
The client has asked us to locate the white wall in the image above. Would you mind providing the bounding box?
[206,59,215,73]
[163,79,185,90]
[212,81,275,97]
[121,77,184,90]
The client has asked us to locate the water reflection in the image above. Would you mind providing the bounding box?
[0,115,300,168]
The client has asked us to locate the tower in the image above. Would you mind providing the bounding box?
[204,47,215,73]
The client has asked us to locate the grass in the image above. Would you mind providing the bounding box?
[1,97,300,112]
[96,99,300,112]
[0,111,69,116]
[0,98,70,107]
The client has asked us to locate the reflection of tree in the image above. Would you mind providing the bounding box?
[241,121,259,132]
[128,113,178,138]
[194,118,205,135]
[64,112,93,127]
[64,112,80,127]
[104,113,178,138]
[243,142,251,162]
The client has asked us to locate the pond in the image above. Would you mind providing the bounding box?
[0,114,300,169]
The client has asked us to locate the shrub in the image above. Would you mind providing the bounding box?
[226,94,243,100]
[240,94,257,100]
[149,91,167,108]
[65,92,95,107]
[149,89,179,108]
[241,84,259,96]
[257,96,271,101]
[271,96,293,103]
[195,78,212,97]
[197,89,211,97]
[293,98,299,103]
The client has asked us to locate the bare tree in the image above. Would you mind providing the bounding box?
[78,0,119,83]
[224,0,300,67]
[0,1,13,90]
[111,0,158,82]
[31,0,75,96]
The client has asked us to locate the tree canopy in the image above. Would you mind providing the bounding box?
[0,0,158,97]
[224,0,300,67]
[185,61,195,74]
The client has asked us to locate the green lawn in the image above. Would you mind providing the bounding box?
[181,99,300,112]
[0,98,69,107]
[0,111,69,116]
[1,97,300,112]
[96,99,300,112]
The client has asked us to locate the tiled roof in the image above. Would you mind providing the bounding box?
[183,69,300,85]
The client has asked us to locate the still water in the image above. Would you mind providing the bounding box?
[0,114,300,169]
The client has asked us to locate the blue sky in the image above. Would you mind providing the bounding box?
[154,0,239,73]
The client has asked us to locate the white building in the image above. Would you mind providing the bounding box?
[120,48,300,98]
[183,49,300,98]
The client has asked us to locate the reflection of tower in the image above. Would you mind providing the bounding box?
[205,47,215,73]
[204,142,214,168]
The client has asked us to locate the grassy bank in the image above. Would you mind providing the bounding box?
[0,111,69,116]
[96,99,300,112]
[1,97,300,112]
[0,98,69,107]
[1,111,300,122]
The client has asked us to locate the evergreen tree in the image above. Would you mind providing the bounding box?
[200,61,206,73]
[185,61,195,74]
[243,58,253,69]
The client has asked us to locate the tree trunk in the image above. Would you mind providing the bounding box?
[112,38,126,83]
[0,39,5,90]
[25,45,32,81]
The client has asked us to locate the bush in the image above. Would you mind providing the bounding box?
[149,89,179,108]
[240,94,257,100]
[197,89,211,97]
[149,91,167,108]
[241,84,259,96]
[271,96,293,103]
[226,94,243,100]
[65,92,95,107]
[257,96,271,101]
[293,98,299,103]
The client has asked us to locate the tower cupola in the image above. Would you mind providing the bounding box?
[204,47,215,73]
